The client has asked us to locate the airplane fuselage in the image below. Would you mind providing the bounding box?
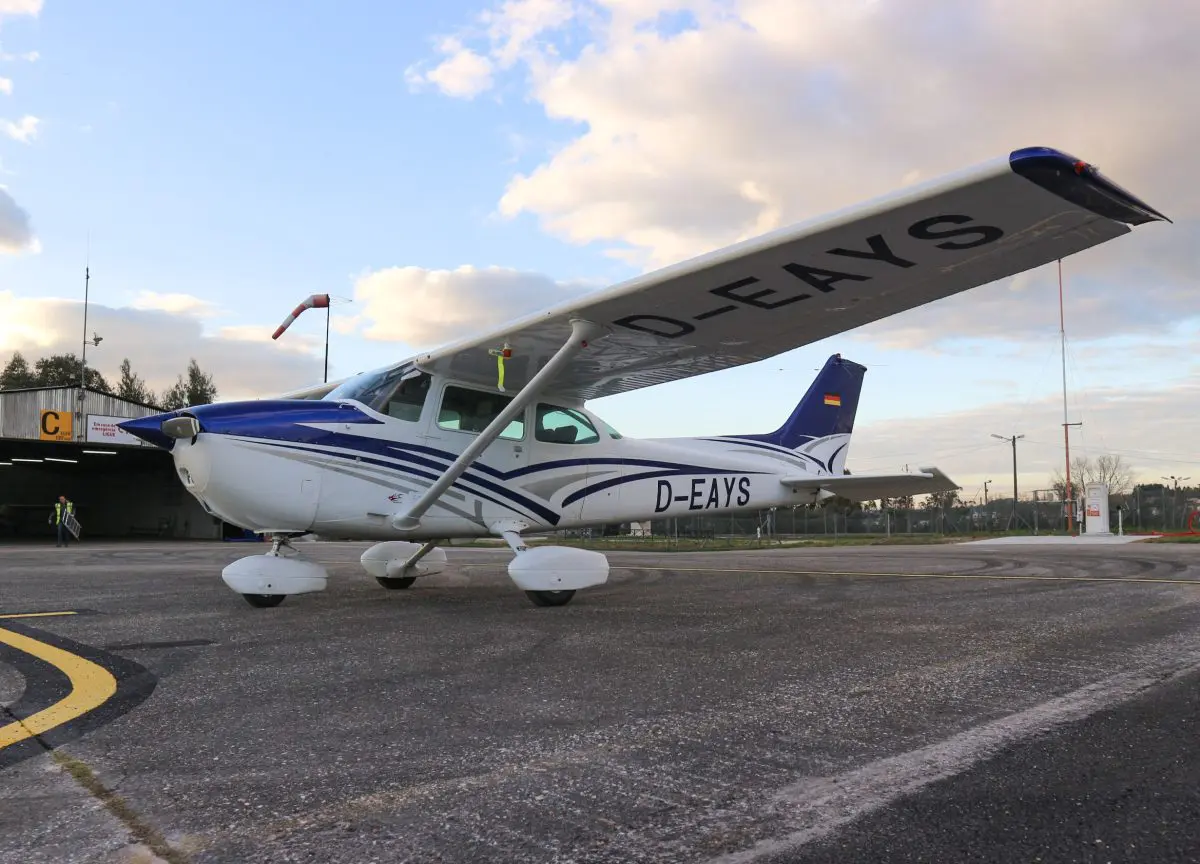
[160,396,838,541]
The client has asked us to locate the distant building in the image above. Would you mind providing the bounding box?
[0,386,232,540]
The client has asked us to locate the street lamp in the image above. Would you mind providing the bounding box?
[992,434,1025,531]
[1162,475,1191,529]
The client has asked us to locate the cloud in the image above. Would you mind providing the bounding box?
[1,114,37,142]
[406,38,495,99]
[0,186,33,253]
[130,291,221,318]
[0,292,325,400]
[481,0,578,68]
[416,0,1200,348]
[0,51,39,62]
[849,376,1200,492]
[0,78,11,95]
[0,0,43,15]
[352,264,592,346]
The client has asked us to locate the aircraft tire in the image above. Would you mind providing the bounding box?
[242,593,286,608]
[525,589,576,607]
[376,576,417,590]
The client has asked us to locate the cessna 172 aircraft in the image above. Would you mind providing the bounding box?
[120,146,1167,609]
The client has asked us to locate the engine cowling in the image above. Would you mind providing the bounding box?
[360,541,448,580]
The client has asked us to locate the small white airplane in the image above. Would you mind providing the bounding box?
[120,147,1167,608]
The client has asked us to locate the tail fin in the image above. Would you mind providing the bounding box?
[730,354,866,474]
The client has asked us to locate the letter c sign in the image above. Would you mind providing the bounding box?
[39,409,73,441]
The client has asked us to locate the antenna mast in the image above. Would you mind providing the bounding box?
[78,236,91,441]
[1059,259,1082,533]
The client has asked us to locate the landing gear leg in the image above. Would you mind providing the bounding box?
[376,539,439,589]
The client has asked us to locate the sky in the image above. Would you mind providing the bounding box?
[1,0,1198,501]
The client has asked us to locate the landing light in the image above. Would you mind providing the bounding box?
[45,457,79,464]
[82,450,118,455]
[11,458,42,463]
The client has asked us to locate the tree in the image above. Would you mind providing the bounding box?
[116,358,156,405]
[1051,454,1133,499]
[32,353,111,392]
[160,358,218,410]
[0,352,36,389]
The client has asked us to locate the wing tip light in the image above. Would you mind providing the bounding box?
[1009,146,1171,226]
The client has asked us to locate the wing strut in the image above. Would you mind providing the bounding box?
[391,318,607,532]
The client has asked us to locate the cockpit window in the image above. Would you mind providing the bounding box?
[380,373,430,421]
[437,386,524,440]
[324,367,432,420]
[535,404,599,445]
[323,366,404,407]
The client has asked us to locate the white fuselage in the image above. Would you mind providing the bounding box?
[169,399,843,540]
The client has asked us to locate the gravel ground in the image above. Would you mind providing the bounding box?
[1,539,1198,863]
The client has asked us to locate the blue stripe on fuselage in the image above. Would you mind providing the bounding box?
[186,401,785,521]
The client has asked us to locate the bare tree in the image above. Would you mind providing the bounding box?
[1051,454,1134,498]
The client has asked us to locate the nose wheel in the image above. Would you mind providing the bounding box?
[525,589,576,607]
[222,532,328,608]
[242,593,286,608]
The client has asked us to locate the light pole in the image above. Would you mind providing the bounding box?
[1162,476,1191,530]
[992,434,1024,531]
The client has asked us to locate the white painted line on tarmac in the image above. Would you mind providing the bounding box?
[706,647,1200,863]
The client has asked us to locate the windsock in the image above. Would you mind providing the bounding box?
[272,294,331,340]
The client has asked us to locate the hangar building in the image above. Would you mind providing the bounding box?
[0,386,232,541]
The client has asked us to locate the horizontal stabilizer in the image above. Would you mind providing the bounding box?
[780,466,959,502]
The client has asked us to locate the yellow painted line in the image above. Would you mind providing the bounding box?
[615,566,1200,587]
[0,611,79,620]
[0,625,117,751]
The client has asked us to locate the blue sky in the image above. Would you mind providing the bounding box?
[3,1,1198,492]
[2,1,621,303]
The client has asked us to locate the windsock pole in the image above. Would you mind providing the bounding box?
[272,294,332,382]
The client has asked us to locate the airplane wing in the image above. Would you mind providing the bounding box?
[779,467,959,503]
[406,147,1166,402]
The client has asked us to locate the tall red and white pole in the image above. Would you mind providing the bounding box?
[1058,260,1082,534]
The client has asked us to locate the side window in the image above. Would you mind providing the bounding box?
[535,404,599,445]
[381,372,431,422]
[437,386,524,440]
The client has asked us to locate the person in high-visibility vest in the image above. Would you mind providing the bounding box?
[49,495,74,547]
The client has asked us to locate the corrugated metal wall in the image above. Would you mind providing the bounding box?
[0,388,158,440]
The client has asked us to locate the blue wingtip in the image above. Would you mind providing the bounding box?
[1009,146,1170,225]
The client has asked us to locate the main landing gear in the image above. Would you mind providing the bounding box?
[218,532,611,610]
[360,540,448,590]
[497,525,609,608]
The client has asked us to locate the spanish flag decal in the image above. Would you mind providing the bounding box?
[823,393,841,406]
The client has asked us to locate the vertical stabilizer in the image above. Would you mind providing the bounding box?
[728,354,866,474]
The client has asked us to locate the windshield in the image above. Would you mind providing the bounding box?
[323,365,410,410]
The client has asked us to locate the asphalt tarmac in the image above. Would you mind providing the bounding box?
[2,540,1199,863]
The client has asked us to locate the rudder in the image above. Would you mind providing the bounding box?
[730,354,866,474]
